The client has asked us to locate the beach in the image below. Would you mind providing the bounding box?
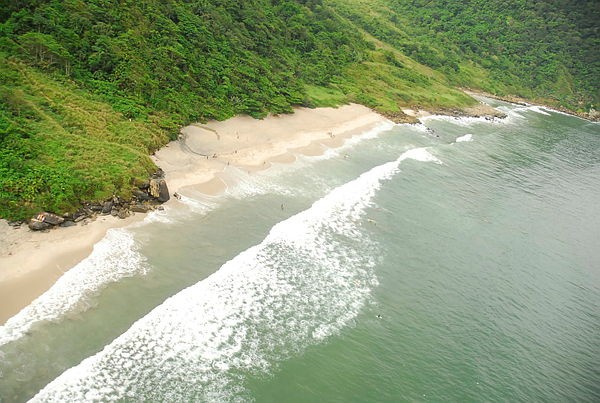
[2,97,599,402]
[0,103,389,324]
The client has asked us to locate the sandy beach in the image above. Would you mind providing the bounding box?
[153,103,387,194]
[0,103,389,324]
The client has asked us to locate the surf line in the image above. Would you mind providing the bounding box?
[31,147,443,401]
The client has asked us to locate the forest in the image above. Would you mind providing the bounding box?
[1,0,598,219]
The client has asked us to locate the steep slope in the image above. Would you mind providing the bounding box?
[330,0,599,110]
[0,0,598,219]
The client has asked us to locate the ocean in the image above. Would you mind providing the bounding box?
[1,98,599,402]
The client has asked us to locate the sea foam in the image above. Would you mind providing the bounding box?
[0,229,147,347]
[306,120,395,161]
[455,133,473,143]
[31,148,441,402]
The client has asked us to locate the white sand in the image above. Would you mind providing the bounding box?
[154,104,386,194]
[0,104,389,324]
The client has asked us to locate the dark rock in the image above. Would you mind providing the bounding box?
[74,214,86,222]
[8,220,23,228]
[149,178,170,202]
[37,212,64,226]
[131,204,150,213]
[157,179,170,202]
[102,201,113,214]
[28,219,51,231]
[133,189,152,201]
[60,220,77,228]
[111,209,118,217]
[157,205,165,211]
[152,168,165,179]
[89,204,103,212]
[117,209,129,219]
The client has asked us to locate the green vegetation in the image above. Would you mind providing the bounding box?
[1,0,598,220]
[330,0,599,110]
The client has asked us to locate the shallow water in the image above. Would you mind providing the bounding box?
[0,99,599,402]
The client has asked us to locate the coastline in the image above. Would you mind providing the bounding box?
[462,89,600,122]
[0,103,390,324]
[0,215,143,323]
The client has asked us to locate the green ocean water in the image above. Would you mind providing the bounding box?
[0,99,599,402]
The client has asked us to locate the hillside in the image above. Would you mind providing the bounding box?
[1,0,598,220]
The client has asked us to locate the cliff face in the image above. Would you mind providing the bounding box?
[1,0,598,220]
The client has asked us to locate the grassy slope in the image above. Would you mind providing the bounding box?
[0,0,597,220]
[337,0,599,111]
[0,55,169,219]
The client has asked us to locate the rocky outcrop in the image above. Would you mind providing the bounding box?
[28,220,52,231]
[27,169,172,231]
[429,104,507,120]
[149,178,170,202]
[147,168,170,202]
[381,111,420,124]
[101,201,113,214]
[28,212,64,231]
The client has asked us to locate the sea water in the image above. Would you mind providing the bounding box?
[0,99,598,401]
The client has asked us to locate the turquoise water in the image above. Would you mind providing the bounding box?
[0,99,599,401]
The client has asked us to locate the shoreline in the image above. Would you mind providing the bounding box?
[153,104,388,195]
[462,89,600,122]
[0,214,143,323]
[0,103,390,324]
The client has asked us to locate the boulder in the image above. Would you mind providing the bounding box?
[37,212,64,226]
[28,219,51,231]
[102,201,113,214]
[157,179,170,202]
[133,189,152,201]
[131,204,150,213]
[117,209,129,219]
[89,204,103,212]
[152,168,165,179]
[149,178,170,202]
[60,220,77,228]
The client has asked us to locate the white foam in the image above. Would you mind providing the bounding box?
[502,104,558,121]
[0,229,147,347]
[143,207,173,224]
[304,120,395,161]
[31,148,441,402]
[220,166,295,199]
[528,105,552,116]
[177,194,217,214]
[455,134,473,143]
[532,105,591,122]
[420,114,494,126]
[399,147,443,164]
